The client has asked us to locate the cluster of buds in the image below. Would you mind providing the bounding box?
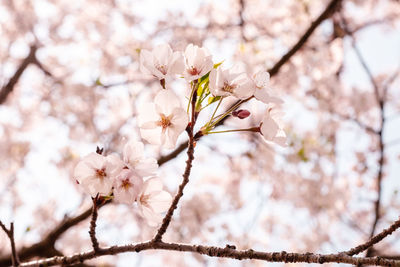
[74,43,286,226]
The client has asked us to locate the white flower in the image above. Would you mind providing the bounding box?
[183,44,213,81]
[252,71,283,104]
[123,140,158,177]
[74,152,124,197]
[260,106,287,147]
[138,90,189,149]
[113,169,143,204]
[209,66,254,99]
[137,178,172,226]
[139,44,184,82]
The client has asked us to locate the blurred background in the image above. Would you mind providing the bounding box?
[0,0,400,266]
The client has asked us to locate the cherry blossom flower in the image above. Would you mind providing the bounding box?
[122,140,158,177]
[183,44,213,81]
[260,106,287,147]
[138,90,189,149]
[113,169,144,204]
[252,70,283,104]
[139,44,184,83]
[137,178,172,226]
[209,66,254,99]
[74,152,124,197]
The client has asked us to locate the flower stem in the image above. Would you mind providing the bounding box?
[207,127,260,135]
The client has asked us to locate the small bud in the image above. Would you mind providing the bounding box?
[232,109,250,119]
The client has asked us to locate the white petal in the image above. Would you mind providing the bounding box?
[140,127,163,146]
[138,103,159,127]
[147,191,172,213]
[154,90,181,116]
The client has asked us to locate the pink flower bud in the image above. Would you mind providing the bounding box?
[232,109,251,119]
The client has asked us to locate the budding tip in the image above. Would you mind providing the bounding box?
[232,109,251,119]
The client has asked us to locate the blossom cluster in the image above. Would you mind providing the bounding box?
[138,43,286,147]
[73,43,286,226]
[74,140,171,226]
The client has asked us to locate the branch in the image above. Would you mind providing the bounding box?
[89,196,100,252]
[0,46,37,104]
[19,241,400,267]
[157,0,342,164]
[0,201,110,266]
[343,216,400,256]
[153,85,198,242]
[0,221,20,266]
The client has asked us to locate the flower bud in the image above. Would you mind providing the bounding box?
[232,109,251,119]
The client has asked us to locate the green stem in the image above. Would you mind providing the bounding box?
[207,127,260,135]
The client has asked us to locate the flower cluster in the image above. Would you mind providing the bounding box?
[74,140,171,226]
[73,43,287,226]
[139,43,286,147]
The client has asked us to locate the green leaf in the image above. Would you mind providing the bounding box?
[95,78,103,86]
[297,147,308,162]
[208,96,221,105]
[213,61,224,68]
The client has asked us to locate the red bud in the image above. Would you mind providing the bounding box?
[232,109,250,119]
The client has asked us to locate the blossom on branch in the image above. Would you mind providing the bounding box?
[139,44,185,85]
[252,70,283,104]
[137,178,172,226]
[113,169,144,204]
[209,66,254,99]
[74,152,124,197]
[122,140,158,177]
[183,44,214,81]
[138,90,189,149]
[260,105,287,147]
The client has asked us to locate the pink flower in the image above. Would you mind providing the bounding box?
[138,90,189,149]
[260,105,287,147]
[209,66,254,99]
[113,169,144,204]
[183,44,213,81]
[137,178,172,226]
[122,140,158,177]
[139,44,184,82]
[74,152,124,197]
[252,71,283,104]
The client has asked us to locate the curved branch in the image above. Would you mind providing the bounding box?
[19,241,399,267]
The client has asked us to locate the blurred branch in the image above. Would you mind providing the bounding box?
[0,221,19,266]
[0,45,54,105]
[0,201,110,266]
[341,17,387,257]
[158,0,342,165]
[0,46,37,104]
[19,240,400,267]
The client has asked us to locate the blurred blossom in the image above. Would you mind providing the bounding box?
[138,90,189,149]
[74,152,124,197]
[137,178,172,226]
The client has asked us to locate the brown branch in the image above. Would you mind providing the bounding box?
[343,216,400,256]
[0,201,110,266]
[0,221,20,266]
[19,240,400,267]
[89,196,100,252]
[153,85,198,242]
[0,46,37,104]
[268,0,342,77]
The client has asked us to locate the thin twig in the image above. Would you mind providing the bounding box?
[343,216,400,256]
[18,240,400,267]
[0,220,20,266]
[89,196,100,252]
